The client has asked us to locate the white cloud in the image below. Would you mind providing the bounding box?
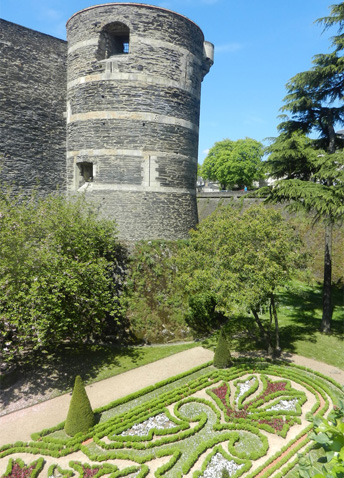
[215,42,243,54]
[244,114,266,125]
[43,8,62,20]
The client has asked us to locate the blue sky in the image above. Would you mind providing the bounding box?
[0,0,337,163]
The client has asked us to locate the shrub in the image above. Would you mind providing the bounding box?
[64,376,95,437]
[0,193,127,365]
[214,329,232,369]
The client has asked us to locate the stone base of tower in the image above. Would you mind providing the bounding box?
[77,189,198,241]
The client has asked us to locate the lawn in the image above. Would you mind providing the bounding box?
[271,280,344,369]
[0,359,342,478]
[203,280,344,370]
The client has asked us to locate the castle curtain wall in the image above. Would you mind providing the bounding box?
[0,20,67,195]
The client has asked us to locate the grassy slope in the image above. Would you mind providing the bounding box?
[203,280,343,370]
[272,280,344,369]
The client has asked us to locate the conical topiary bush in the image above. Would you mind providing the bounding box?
[222,468,230,478]
[213,328,232,369]
[64,375,95,436]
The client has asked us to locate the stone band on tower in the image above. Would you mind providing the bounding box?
[66,3,213,241]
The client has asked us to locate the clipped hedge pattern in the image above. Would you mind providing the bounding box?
[0,360,342,478]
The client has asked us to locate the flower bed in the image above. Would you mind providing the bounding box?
[0,361,342,478]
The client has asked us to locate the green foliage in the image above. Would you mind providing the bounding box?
[266,153,344,224]
[264,132,318,181]
[1,362,343,478]
[175,205,305,351]
[0,192,127,365]
[222,468,230,478]
[298,394,344,478]
[267,0,344,332]
[64,375,95,437]
[201,138,264,189]
[214,329,232,369]
[185,292,227,336]
[125,240,188,343]
[316,2,344,51]
[2,458,44,478]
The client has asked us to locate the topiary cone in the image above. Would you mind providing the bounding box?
[214,328,232,369]
[64,375,95,436]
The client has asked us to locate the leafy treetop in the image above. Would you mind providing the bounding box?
[201,138,264,190]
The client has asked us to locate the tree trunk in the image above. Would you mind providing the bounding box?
[321,222,333,333]
[251,309,273,355]
[270,293,281,357]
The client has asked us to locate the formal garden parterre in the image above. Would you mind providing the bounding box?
[0,360,343,478]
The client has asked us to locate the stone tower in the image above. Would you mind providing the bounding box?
[66,3,213,241]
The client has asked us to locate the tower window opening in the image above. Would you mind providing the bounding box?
[98,22,130,59]
[77,162,93,187]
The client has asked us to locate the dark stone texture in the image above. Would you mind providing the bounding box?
[66,4,211,240]
[68,82,200,125]
[67,120,199,158]
[0,19,67,194]
[85,190,198,241]
[0,3,212,241]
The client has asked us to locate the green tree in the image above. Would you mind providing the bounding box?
[264,131,318,181]
[201,138,264,190]
[213,328,232,369]
[266,151,344,332]
[176,205,304,355]
[0,193,127,366]
[265,4,344,333]
[64,375,95,436]
[316,2,344,51]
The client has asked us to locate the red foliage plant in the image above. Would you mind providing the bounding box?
[211,380,291,433]
[82,466,99,478]
[6,463,35,478]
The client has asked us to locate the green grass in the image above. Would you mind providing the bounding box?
[274,280,344,369]
[202,279,344,370]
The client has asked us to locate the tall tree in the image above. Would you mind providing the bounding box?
[201,138,263,190]
[264,131,318,181]
[266,4,344,333]
[316,2,344,51]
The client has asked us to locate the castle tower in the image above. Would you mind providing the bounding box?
[66,3,213,241]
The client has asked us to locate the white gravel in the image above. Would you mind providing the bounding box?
[235,379,256,404]
[267,399,298,412]
[202,453,244,477]
[121,413,175,436]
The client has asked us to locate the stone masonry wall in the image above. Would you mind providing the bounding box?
[0,20,67,195]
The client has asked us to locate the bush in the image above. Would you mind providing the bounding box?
[64,376,95,436]
[214,329,232,369]
[0,192,127,365]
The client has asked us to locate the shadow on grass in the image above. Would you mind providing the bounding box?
[204,283,344,357]
[0,343,145,409]
[277,283,344,349]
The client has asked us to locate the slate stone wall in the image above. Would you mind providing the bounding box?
[0,20,67,194]
[66,3,213,240]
